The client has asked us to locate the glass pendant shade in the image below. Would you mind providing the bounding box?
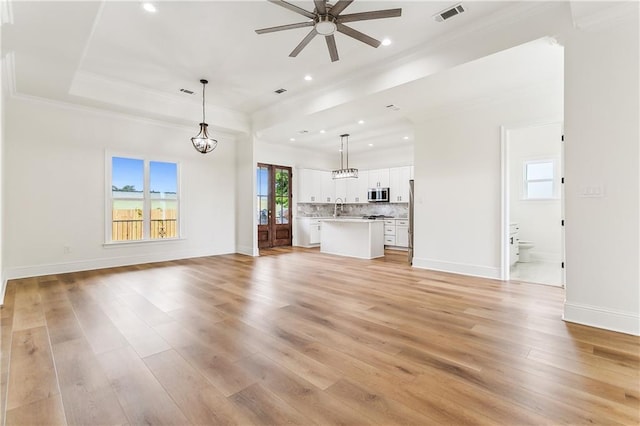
[332,133,359,179]
[191,79,218,154]
[191,122,217,154]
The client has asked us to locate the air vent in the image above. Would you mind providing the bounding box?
[298,130,309,134]
[386,104,401,111]
[433,3,465,22]
[179,88,194,95]
[274,88,287,94]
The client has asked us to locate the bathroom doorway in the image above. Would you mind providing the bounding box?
[501,122,565,287]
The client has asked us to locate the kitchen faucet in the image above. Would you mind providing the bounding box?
[334,198,344,218]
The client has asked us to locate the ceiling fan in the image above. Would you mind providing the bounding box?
[255,0,402,62]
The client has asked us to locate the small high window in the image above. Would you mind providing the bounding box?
[523,159,557,200]
[108,155,180,243]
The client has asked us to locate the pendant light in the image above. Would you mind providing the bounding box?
[191,79,218,154]
[332,133,358,179]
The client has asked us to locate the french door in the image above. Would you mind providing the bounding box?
[257,164,292,248]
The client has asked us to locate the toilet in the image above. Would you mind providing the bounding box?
[518,241,535,262]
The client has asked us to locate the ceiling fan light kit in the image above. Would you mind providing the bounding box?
[255,0,402,62]
[332,133,358,179]
[191,79,218,154]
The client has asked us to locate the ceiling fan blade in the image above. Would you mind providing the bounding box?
[289,29,318,57]
[337,8,402,23]
[328,0,353,17]
[268,0,315,19]
[325,34,339,62]
[314,0,326,15]
[336,23,381,48]
[255,21,314,34]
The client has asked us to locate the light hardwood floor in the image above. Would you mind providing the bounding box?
[1,248,638,425]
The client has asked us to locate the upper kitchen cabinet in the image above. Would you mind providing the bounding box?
[389,166,411,203]
[335,178,347,202]
[298,169,323,203]
[348,170,369,203]
[368,168,390,188]
[320,171,335,203]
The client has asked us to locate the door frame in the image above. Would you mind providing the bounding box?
[500,120,565,286]
[257,163,293,249]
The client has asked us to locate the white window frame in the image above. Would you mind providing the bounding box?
[105,152,182,245]
[522,158,559,200]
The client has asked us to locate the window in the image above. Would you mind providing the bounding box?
[109,156,180,242]
[523,159,556,200]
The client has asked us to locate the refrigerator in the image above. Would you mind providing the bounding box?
[408,179,414,265]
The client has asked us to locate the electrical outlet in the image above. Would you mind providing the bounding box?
[63,246,71,254]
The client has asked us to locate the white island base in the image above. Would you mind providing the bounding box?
[320,219,385,259]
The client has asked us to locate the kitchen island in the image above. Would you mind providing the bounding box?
[319,218,385,259]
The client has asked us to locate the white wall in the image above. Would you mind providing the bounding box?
[255,141,335,170]
[563,11,639,335]
[0,56,5,304]
[509,122,563,263]
[412,82,563,279]
[4,96,238,279]
[235,133,256,256]
[350,145,414,170]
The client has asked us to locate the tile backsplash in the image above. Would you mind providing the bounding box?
[297,202,408,218]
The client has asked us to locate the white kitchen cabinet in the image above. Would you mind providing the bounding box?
[320,171,335,203]
[345,170,368,203]
[335,178,347,202]
[383,219,396,246]
[389,166,411,203]
[368,168,390,188]
[396,219,409,247]
[296,217,321,247]
[298,169,323,203]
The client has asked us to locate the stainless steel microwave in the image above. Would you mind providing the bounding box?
[367,187,389,202]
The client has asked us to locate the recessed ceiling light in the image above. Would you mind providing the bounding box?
[320,129,326,134]
[289,138,295,142]
[358,120,365,124]
[142,2,157,13]
[381,38,391,46]
[403,136,409,140]
[304,75,313,81]
[368,143,374,147]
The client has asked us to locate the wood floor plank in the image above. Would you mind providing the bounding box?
[7,326,59,411]
[52,338,128,426]
[236,353,367,425]
[12,279,45,332]
[144,349,255,425]
[97,346,189,425]
[2,248,638,425]
[5,393,67,426]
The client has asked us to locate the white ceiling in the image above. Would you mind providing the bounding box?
[1,1,568,154]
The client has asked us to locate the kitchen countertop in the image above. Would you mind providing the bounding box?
[319,218,377,223]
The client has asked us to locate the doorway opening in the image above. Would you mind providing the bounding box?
[501,122,565,287]
[257,163,293,249]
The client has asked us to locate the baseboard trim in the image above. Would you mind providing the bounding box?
[4,249,234,281]
[412,257,501,280]
[563,302,640,336]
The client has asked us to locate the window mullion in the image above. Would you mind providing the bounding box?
[143,160,151,240]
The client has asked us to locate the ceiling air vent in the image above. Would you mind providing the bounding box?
[274,88,287,94]
[179,88,194,95]
[433,3,465,22]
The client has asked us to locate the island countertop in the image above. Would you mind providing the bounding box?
[319,218,377,223]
